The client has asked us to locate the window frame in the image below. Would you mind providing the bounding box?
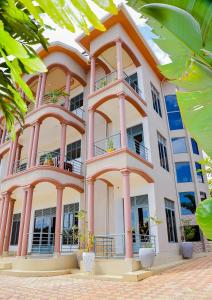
[164,199,178,243]
[179,191,196,215]
[157,132,169,171]
[171,137,188,154]
[165,95,183,130]
[175,162,192,183]
[191,138,199,155]
[151,83,162,117]
[195,162,204,183]
[10,213,21,246]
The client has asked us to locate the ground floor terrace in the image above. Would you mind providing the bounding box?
[0,166,186,263]
[0,255,211,299]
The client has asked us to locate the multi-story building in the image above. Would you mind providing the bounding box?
[0,5,209,269]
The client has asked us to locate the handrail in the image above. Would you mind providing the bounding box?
[13,151,83,175]
[123,72,143,97]
[95,70,117,91]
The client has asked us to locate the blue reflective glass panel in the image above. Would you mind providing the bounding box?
[168,112,183,130]
[175,162,192,183]
[179,192,196,215]
[172,137,187,154]
[165,95,179,112]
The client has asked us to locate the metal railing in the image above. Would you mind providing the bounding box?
[29,232,55,254]
[94,133,149,161]
[94,233,156,259]
[60,228,79,253]
[95,71,117,91]
[13,151,83,175]
[123,72,143,97]
[127,134,149,160]
[94,133,121,156]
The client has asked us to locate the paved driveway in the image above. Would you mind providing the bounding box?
[0,255,211,299]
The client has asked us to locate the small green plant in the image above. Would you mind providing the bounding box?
[107,139,115,152]
[44,90,68,104]
[181,219,195,241]
[75,210,94,252]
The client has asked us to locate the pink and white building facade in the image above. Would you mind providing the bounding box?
[0,6,210,264]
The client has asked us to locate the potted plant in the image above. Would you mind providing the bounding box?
[107,139,115,152]
[75,210,95,272]
[43,153,54,166]
[180,219,195,259]
[138,216,162,268]
[44,90,68,105]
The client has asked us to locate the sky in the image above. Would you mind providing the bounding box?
[41,0,170,65]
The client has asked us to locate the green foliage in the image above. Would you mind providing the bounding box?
[127,0,212,156]
[0,0,117,135]
[196,198,212,240]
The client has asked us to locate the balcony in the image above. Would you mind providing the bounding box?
[94,133,149,161]
[13,151,83,176]
[94,71,143,98]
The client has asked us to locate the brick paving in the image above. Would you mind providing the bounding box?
[0,255,212,299]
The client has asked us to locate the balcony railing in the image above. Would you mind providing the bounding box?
[94,133,149,161]
[95,71,117,91]
[29,233,55,255]
[26,96,84,120]
[94,234,156,259]
[13,151,83,176]
[94,70,143,97]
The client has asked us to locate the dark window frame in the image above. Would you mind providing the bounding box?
[175,162,192,183]
[179,191,196,215]
[165,199,178,243]
[191,138,199,155]
[10,213,21,246]
[171,137,188,154]
[195,162,204,183]
[151,83,162,117]
[157,132,169,171]
[165,95,183,130]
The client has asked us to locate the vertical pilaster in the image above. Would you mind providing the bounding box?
[87,178,95,235]
[116,39,123,80]
[35,74,42,108]
[31,122,41,166]
[21,185,34,256]
[88,109,94,159]
[90,56,96,94]
[38,73,47,107]
[9,133,19,175]
[54,187,64,254]
[0,192,10,255]
[121,169,133,258]
[27,126,35,168]
[119,93,127,148]
[65,72,71,109]
[59,123,67,169]
[4,199,15,253]
[17,189,28,256]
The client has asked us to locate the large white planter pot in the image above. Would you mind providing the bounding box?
[82,252,95,272]
[181,242,193,259]
[139,248,155,268]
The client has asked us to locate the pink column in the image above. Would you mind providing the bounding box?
[121,169,133,258]
[65,72,71,109]
[4,199,15,253]
[87,178,95,234]
[90,56,96,94]
[88,109,94,159]
[6,141,14,176]
[1,123,7,144]
[38,73,47,107]
[0,197,4,230]
[17,190,28,256]
[8,133,19,175]
[119,93,127,148]
[35,75,42,108]
[21,185,34,256]
[116,39,123,80]
[54,187,64,254]
[31,122,41,166]
[27,126,35,168]
[59,123,67,169]
[14,144,23,169]
[0,127,2,144]
[0,193,10,255]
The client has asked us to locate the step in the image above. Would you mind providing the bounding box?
[0,268,71,277]
[122,270,153,282]
[0,262,12,270]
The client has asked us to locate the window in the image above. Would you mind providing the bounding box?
[70,93,83,111]
[165,95,183,130]
[183,225,201,242]
[157,133,169,171]
[127,124,145,157]
[191,138,199,155]
[179,192,196,215]
[66,140,81,161]
[195,162,204,183]
[10,213,21,246]
[172,137,187,154]
[125,73,138,91]
[175,162,192,183]
[165,199,178,243]
[63,203,79,245]
[151,83,162,117]
[200,192,207,201]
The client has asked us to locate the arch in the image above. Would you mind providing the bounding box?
[96,110,112,123]
[92,94,147,117]
[36,112,85,134]
[91,167,154,183]
[47,63,87,87]
[96,58,111,74]
[93,40,141,67]
[97,178,113,187]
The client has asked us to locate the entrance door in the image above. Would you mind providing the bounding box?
[32,208,56,254]
[127,124,145,157]
[131,195,149,253]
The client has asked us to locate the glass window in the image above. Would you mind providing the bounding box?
[191,138,199,155]
[63,203,79,245]
[179,192,196,215]
[151,83,162,117]
[157,133,169,171]
[66,140,81,161]
[165,95,183,130]
[195,162,204,183]
[165,199,178,243]
[200,192,207,201]
[175,162,192,183]
[70,93,83,111]
[172,137,187,154]
[10,213,21,246]
[184,225,201,242]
